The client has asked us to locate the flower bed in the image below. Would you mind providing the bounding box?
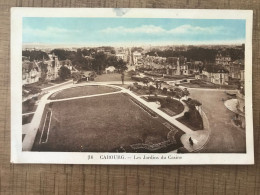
[177,98,204,130]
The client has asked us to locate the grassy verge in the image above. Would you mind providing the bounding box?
[22,114,34,125]
[49,85,120,100]
[95,73,132,82]
[22,98,38,114]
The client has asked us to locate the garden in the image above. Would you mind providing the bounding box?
[128,82,188,116]
[177,98,204,131]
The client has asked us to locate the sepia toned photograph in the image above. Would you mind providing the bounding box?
[11,8,254,164]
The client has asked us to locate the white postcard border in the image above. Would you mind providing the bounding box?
[11,8,254,165]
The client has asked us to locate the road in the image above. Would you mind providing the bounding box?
[189,89,246,153]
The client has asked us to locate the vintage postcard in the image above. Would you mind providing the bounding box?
[11,8,254,164]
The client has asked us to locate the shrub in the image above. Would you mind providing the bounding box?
[159,98,167,108]
[127,70,137,76]
[171,91,176,97]
[190,80,201,84]
[149,85,156,90]
[167,91,173,96]
[147,96,159,102]
[136,84,142,89]
[149,85,156,95]
[166,96,172,103]
[143,86,148,90]
[162,87,168,94]
[131,86,138,91]
[145,90,150,94]
[28,87,41,95]
[127,85,133,90]
[184,111,190,119]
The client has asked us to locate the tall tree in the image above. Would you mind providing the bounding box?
[117,59,128,73]
[58,65,71,80]
[107,55,118,67]
[92,52,107,74]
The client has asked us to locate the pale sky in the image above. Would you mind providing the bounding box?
[23,17,246,46]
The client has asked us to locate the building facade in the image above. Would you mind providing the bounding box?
[215,53,231,66]
[22,61,41,85]
[202,66,229,85]
[132,51,142,65]
[228,59,245,80]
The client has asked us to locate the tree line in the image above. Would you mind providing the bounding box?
[51,48,127,74]
[23,48,128,75]
[22,50,50,61]
[146,47,244,62]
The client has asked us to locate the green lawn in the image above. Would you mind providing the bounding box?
[22,99,37,114]
[159,99,184,117]
[33,93,183,152]
[23,81,54,90]
[49,85,120,100]
[94,73,132,82]
[22,114,34,125]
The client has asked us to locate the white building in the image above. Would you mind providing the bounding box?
[202,66,229,85]
[22,61,41,85]
[132,51,142,65]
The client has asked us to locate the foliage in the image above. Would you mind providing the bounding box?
[92,52,107,74]
[106,55,118,67]
[183,88,190,98]
[162,87,168,94]
[143,78,149,86]
[178,108,204,130]
[166,96,172,103]
[71,72,82,82]
[189,99,202,107]
[22,50,49,61]
[51,49,75,61]
[117,59,128,72]
[38,62,48,82]
[159,98,167,108]
[145,47,244,63]
[58,65,71,80]
[149,85,156,95]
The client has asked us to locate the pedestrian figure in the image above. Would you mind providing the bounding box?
[121,72,125,85]
[189,137,193,146]
[155,81,159,89]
